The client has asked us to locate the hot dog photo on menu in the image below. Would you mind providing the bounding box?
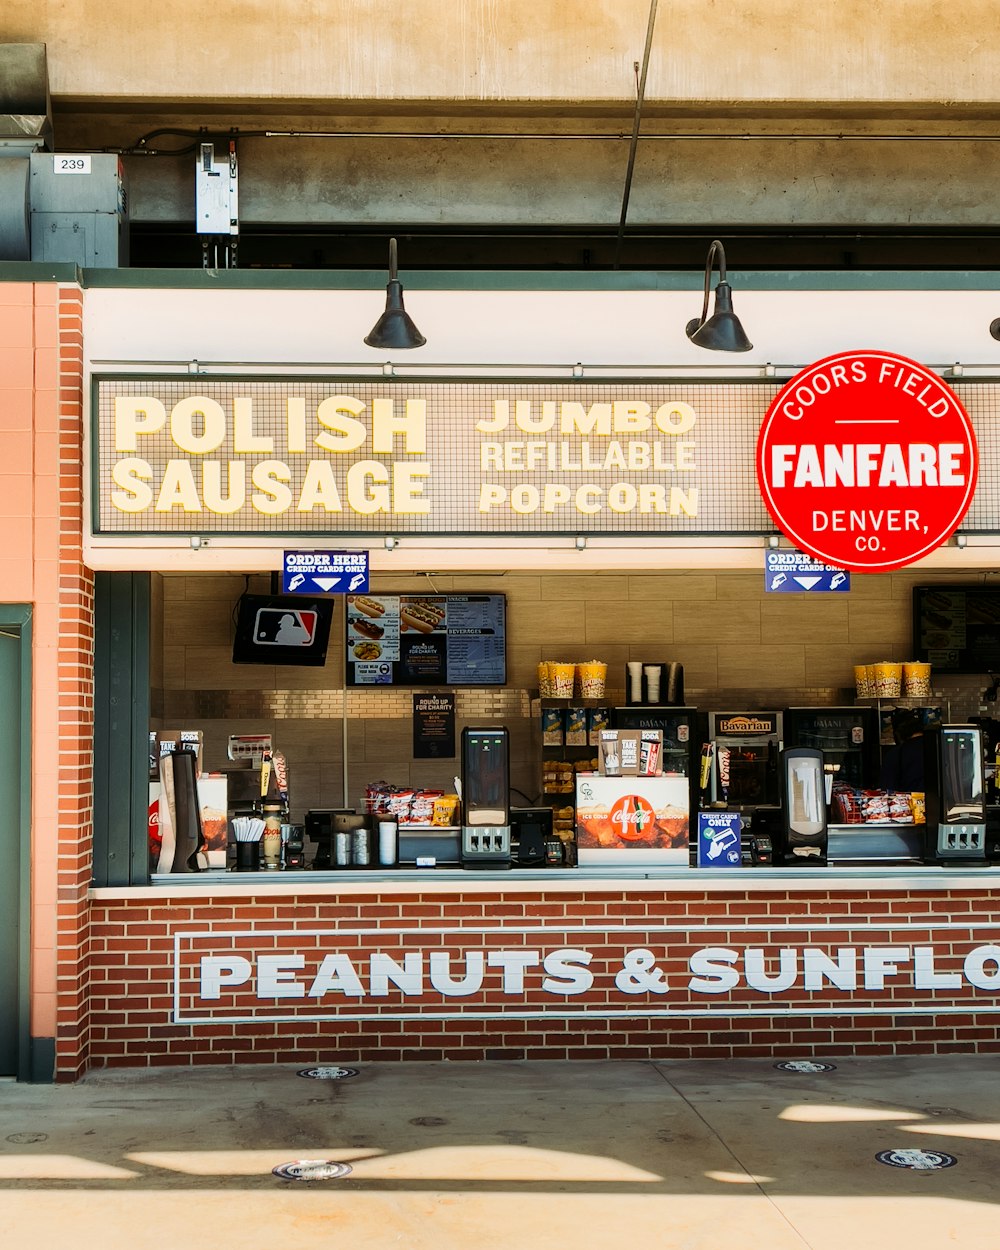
[400,597,446,633]
[347,594,398,665]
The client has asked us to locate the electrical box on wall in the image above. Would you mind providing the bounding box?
[29,152,129,267]
[196,142,238,235]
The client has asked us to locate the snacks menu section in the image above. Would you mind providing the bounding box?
[346,594,506,686]
[913,584,1000,672]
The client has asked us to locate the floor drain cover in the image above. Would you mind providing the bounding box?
[297,1066,359,1081]
[273,1160,353,1182]
[774,1061,837,1074]
[876,1149,957,1171]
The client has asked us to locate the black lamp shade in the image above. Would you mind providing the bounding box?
[364,238,426,349]
[685,240,752,353]
[686,282,752,352]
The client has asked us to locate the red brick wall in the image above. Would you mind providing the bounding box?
[54,285,95,1081]
[84,886,1000,1069]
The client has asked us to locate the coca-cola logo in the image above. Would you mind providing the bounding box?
[148,806,160,827]
[609,795,656,841]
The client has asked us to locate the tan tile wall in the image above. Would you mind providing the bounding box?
[155,566,980,820]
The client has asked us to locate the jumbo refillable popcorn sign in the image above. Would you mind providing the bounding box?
[756,351,978,572]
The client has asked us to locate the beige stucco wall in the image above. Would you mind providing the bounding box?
[8,6,1000,231]
[7,1,1000,108]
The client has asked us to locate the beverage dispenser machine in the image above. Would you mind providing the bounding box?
[460,726,512,868]
[923,724,987,864]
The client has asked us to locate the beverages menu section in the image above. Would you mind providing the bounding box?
[346,594,506,686]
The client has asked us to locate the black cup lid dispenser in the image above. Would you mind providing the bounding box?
[777,746,828,866]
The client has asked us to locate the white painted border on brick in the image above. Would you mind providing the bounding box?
[172,920,1000,1025]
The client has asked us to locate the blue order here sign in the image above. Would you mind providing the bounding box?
[282,550,369,594]
[764,550,850,594]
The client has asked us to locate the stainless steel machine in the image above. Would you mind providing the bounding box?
[923,724,988,865]
[460,726,512,869]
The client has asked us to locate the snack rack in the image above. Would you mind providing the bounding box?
[535,695,612,858]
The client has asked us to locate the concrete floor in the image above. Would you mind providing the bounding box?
[2,1055,999,1250]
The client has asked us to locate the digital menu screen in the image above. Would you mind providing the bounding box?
[346,594,506,687]
[913,584,1000,673]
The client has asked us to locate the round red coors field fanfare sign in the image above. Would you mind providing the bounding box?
[755,350,978,573]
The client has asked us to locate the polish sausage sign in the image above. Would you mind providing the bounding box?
[756,351,978,572]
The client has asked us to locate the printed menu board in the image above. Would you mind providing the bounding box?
[913,584,1000,672]
[346,594,506,687]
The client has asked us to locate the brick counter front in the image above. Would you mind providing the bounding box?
[83,874,1000,1073]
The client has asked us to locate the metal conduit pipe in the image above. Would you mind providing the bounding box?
[119,129,1000,155]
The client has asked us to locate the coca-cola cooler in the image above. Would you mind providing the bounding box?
[575,773,691,867]
[611,706,702,815]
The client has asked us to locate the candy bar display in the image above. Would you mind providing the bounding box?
[831,783,917,825]
[363,782,460,827]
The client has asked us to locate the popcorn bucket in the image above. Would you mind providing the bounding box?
[550,663,576,698]
[874,660,903,698]
[854,664,874,699]
[903,661,931,698]
[577,661,607,698]
[537,662,554,697]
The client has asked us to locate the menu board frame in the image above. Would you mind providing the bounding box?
[345,592,507,687]
[912,583,1000,673]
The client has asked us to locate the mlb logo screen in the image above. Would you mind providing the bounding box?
[253,608,318,647]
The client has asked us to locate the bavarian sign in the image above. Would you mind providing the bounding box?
[756,350,978,572]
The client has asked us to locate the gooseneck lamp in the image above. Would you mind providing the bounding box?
[364,238,427,349]
[685,239,752,352]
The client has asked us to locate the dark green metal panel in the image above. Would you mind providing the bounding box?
[93,573,150,887]
[0,605,31,1080]
[75,265,1000,293]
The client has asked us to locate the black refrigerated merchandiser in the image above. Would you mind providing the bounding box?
[783,705,880,791]
[706,711,782,810]
[611,706,702,816]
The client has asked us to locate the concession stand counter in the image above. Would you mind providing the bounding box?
[16,267,1000,1081]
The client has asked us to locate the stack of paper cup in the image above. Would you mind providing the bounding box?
[903,661,931,697]
[643,664,662,703]
[378,819,398,866]
[874,660,903,698]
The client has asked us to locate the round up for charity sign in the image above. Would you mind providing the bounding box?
[756,351,978,572]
